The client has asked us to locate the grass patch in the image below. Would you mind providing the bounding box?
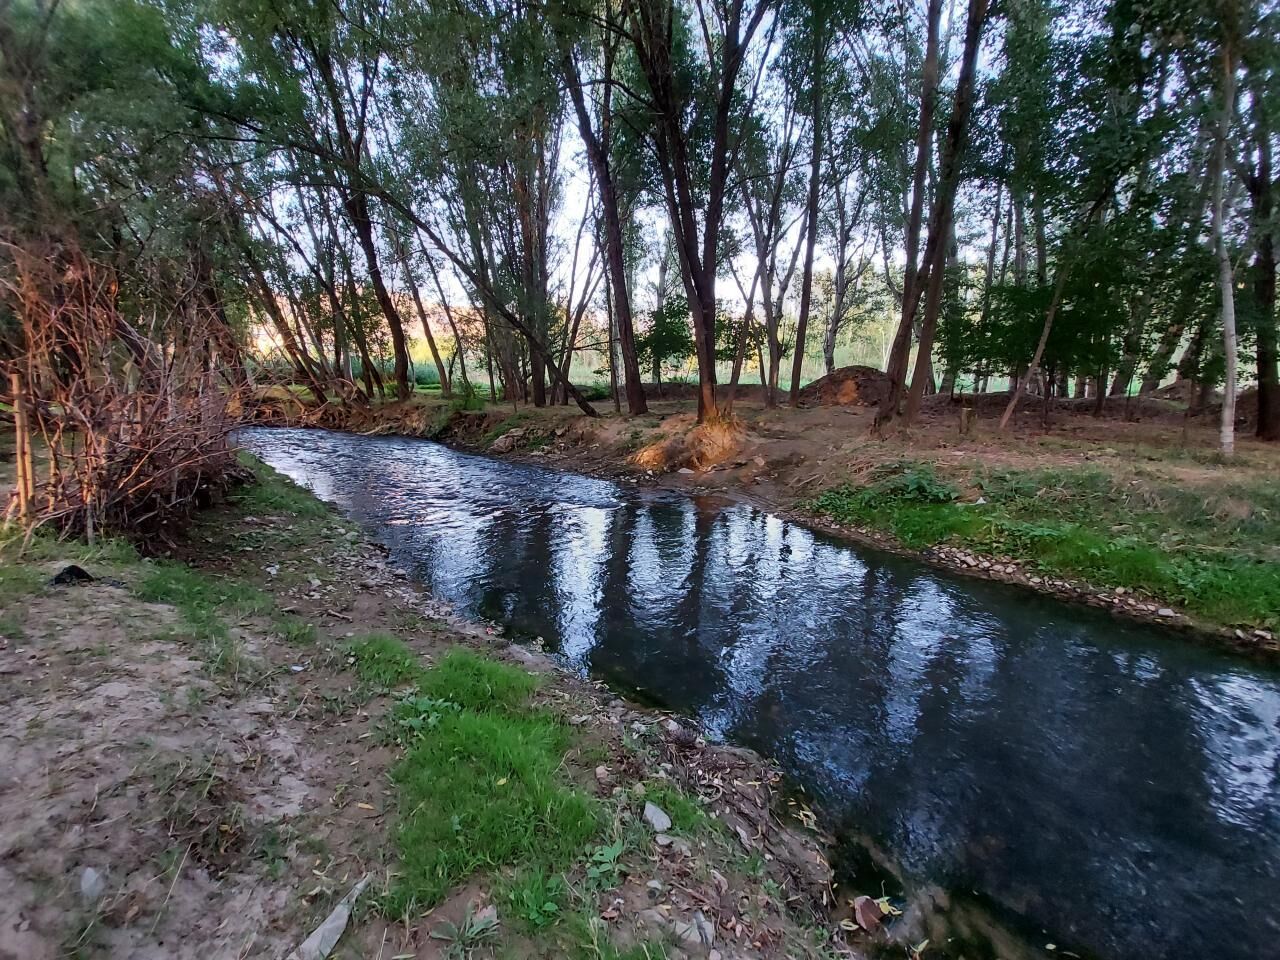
[809,461,1280,628]
[232,456,330,520]
[500,865,569,931]
[136,562,272,621]
[350,633,424,687]
[382,650,599,917]
[274,615,317,645]
[0,558,45,606]
[0,610,25,640]
[641,783,715,838]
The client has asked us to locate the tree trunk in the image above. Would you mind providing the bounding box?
[1212,35,1237,455]
[880,0,942,425]
[1248,70,1279,439]
[790,15,824,407]
[345,191,412,399]
[562,48,647,415]
[396,231,451,396]
[904,0,989,423]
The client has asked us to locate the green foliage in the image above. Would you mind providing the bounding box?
[450,382,487,412]
[636,297,695,379]
[584,837,626,888]
[382,651,598,916]
[428,903,501,958]
[502,866,568,930]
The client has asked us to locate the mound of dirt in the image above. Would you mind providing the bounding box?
[797,366,893,407]
[631,417,744,472]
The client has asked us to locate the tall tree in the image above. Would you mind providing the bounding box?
[625,0,773,422]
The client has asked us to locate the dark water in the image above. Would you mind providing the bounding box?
[240,427,1280,960]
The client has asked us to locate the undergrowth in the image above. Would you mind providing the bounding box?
[809,461,1280,628]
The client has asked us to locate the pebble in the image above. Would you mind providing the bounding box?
[644,802,672,832]
[672,910,715,948]
[79,866,105,901]
[1156,608,1176,618]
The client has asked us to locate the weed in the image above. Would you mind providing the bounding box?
[502,866,567,930]
[570,913,668,960]
[275,616,317,645]
[584,837,626,888]
[430,904,501,959]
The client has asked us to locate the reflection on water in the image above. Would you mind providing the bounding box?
[240,427,1280,960]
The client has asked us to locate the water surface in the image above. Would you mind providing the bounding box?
[240,427,1280,960]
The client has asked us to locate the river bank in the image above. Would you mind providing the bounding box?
[251,388,1280,656]
[0,460,847,960]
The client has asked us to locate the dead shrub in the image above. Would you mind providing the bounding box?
[1,242,246,541]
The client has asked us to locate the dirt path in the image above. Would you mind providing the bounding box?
[0,465,846,960]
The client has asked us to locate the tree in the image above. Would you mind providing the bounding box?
[624,0,773,422]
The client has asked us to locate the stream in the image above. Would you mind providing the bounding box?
[239,426,1280,960]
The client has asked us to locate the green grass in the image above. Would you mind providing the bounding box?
[809,461,1280,628]
[641,782,715,838]
[0,611,25,640]
[350,632,425,687]
[380,647,599,917]
[500,866,569,931]
[274,615,317,645]
[0,559,44,606]
[232,457,330,519]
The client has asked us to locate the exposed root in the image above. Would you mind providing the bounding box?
[631,416,744,472]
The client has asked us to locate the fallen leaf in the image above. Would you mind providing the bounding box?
[852,895,883,933]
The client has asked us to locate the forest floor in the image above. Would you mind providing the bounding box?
[255,382,1280,654]
[0,455,850,960]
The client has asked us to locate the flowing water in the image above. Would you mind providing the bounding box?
[240,427,1280,960]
